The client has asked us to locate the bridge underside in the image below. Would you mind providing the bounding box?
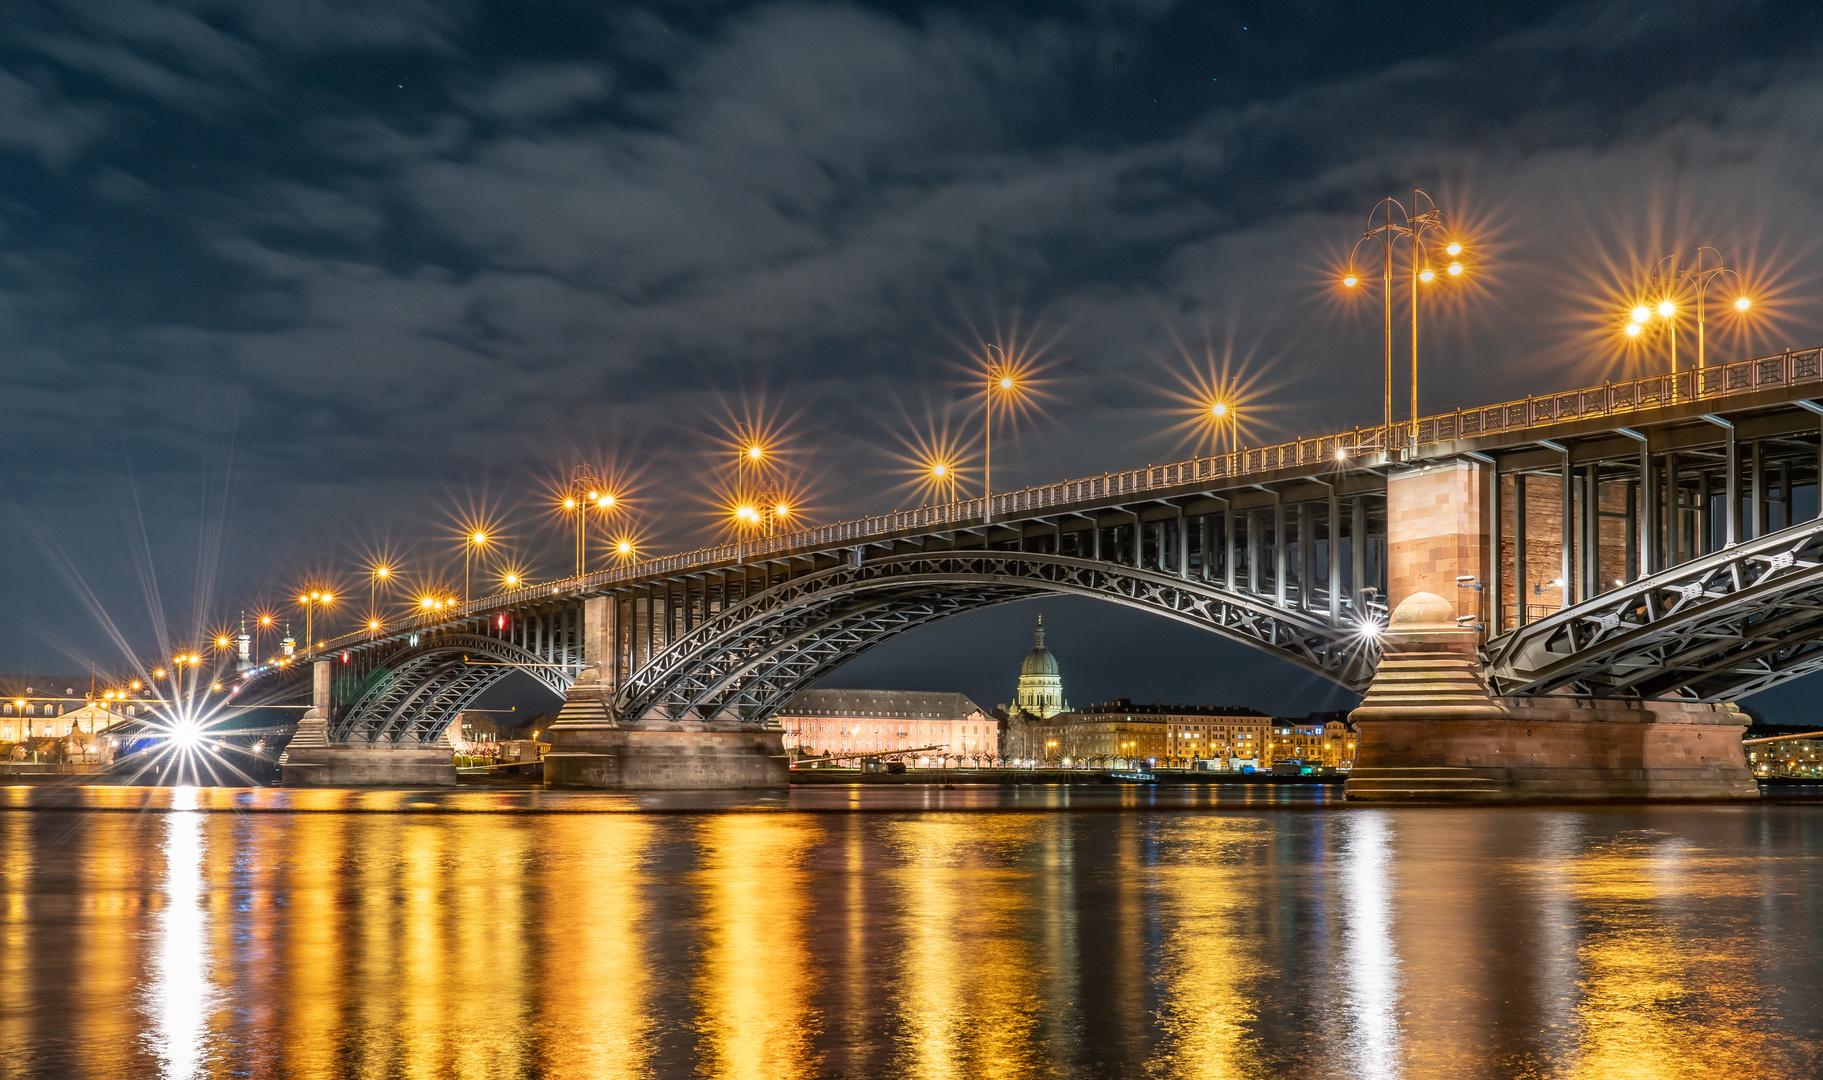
[612,552,1380,725]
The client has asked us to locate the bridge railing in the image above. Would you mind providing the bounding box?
[315,345,1822,652]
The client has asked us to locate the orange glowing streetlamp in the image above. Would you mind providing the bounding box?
[297,590,334,659]
[1677,247,1754,370]
[982,346,1026,522]
[1340,189,1468,455]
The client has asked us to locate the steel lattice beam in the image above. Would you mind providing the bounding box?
[1485,515,1823,700]
[617,553,1381,724]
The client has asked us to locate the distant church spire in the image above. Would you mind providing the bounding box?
[1034,614,1045,649]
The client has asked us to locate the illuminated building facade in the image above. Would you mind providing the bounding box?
[777,689,998,765]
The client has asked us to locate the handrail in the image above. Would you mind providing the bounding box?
[310,345,1823,654]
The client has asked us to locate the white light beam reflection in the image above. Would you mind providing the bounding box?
[145,787,217,1080]
[1341,811,1405,1080]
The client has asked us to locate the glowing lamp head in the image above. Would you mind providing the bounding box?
[998,376,1014,389]
[154,669,165,678]
[1447,262,1463,276]
[1335,448,1348,460]
[368,619,380,630]
[260,615,272,626]
[738,506,757,521]
[420,597,436,609]
[746,445,763,460]
[1658,300,1676,319]
[931,463,948,478]
[130,681,140,690]
[320,594,332,604]
[774,503,791,517]
[375,567,389,578]
[1418,267,1436,283]
[1735,296,1751,311]
[504,574,518,586]
[471,532,486,545]
[1445,241,1462,256]
[216,636,230,648]
[1626,323,1642,337]
[617,541,632,555]
[1631,306,1651,324]
[1342,273,1358,288]
[1211,402,1229,418]
[563,498,576,509]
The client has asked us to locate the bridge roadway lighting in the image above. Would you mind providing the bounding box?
[982,345,1025,523]
[1342,188,1466,456]
[297,591,333,659]
[463,532,490,602]
[1676,247,1755,370]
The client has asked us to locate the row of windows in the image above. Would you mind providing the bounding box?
[784,720,984,735]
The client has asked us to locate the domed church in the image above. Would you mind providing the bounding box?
[1014,616,1068,719]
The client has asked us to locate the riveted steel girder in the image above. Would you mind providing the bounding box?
[333,635,570,743]
[616,552,1381,724]
[1485,515,1823,700]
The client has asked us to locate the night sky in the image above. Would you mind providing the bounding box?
[4,1,1822,722]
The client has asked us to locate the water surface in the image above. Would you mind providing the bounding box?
[2,785,1818,1079]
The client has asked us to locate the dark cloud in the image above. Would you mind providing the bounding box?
[3,0,1823,717]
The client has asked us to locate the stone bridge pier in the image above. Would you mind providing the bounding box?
[1346,459,1758,802]
[543,597,789,790]
[280,659,459,787]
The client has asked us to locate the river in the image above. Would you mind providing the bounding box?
[1,785,1818,1079]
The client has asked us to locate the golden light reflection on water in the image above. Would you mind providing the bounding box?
[882,814,1055,1080]
[534,816,658,1079]
[0,796,1819,1080]
[1562,836,1789,1080]
[1148,816,1270,1080]
[695,814,824,1080]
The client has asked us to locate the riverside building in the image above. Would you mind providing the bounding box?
[777,689,998,766]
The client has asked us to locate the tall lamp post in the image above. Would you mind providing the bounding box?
[463,532,489,603]
[982,345,1023,523]
[297,591,333,659]
[1679,247,1753,370]
[1341,189,1467,456]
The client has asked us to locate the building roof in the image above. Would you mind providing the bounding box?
[781,689,985,720]
[0,676,92,699]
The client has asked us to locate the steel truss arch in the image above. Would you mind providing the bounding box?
[1485,515,1823,700]
[334,634,571,743]
[617,553,1380,724]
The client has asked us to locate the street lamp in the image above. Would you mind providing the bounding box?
[1341,189,1467,455]
[463,531,489,602]
[369,564,392,618]
[982,345,1025,522]
[297,591,334,659]
[1677,247,1754,370]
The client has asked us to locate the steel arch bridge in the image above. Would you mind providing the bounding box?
[329,635,571,743]
[615,552,1382,723]
[233,346,1823,753]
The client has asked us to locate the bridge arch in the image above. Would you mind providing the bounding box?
[331,634,569,743]
[615,552,1379,724]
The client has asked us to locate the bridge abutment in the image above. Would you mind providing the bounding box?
[542,596,789,790]
[1349,459,1757,802]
